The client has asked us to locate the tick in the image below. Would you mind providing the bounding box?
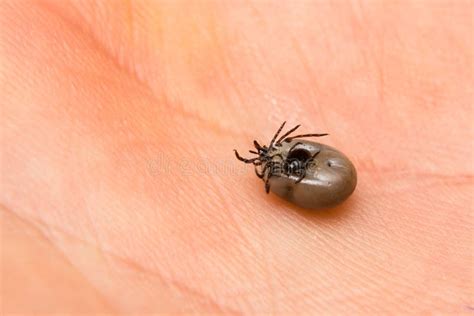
[234,121,357,209]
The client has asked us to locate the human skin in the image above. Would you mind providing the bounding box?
[1,0,472,314]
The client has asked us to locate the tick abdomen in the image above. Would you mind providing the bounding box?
[268,140,357,209]
[234,121,357,210]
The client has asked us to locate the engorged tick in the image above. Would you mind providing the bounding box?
[234,121,357,209]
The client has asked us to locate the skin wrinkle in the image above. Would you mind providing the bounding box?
[0,205,240,314]
[41,0,239,137]
[363,169,473,190]
[351,0,387,109]
[350,10,468,160]
[41,228,121,312]
[125,0,133,44]
[239,3,295,123]
[355,140,471,174]
[261,235,277,313]
[68,128,111,278]
[56,0,301,134]
[215,193,360,308]
[37,0,138,91]
[60,126,107,262]
[214,181,255,253]
[260,223,370,289]
[198,177,274,296]
[313,231,453,313]
[61,0,137,69]
[205,4,249,117]
[0,1,252,304]
[289,37,330,131]
[0,205,118,314]
[212,175,278,312]
[302,195,464,306]
[154,170,282,308]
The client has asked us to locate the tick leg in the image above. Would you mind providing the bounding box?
[276,124,300,144]
[255,167,264,178]
[263,163,275,193]
[264,176,271,193]
[253,140,263,151]
[285,133,328,142]
[268,121,287,150]
[234,149,260,164]
[255,163,268,178]
[257,160,274,179]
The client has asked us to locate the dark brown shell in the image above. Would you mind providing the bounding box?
[268,140,357,209]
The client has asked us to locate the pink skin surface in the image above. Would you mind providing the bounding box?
[1,0,473,314]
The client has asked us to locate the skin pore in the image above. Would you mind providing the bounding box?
[1,0,473,314]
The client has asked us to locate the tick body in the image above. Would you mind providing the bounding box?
[234,122,357,209]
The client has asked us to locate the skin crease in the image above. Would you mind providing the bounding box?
[1,0,473,314]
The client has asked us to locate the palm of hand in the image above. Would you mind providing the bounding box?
[2,1,472,313]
